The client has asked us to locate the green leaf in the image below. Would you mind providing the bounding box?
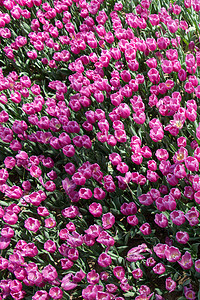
[0,200,9,207]
[123,292,136,297]
[137,185,142,197]
[183,279,191,286]
[116,221,126,231]
[154,288,162,295]
[198,287,200,300]
[117,245,128,253]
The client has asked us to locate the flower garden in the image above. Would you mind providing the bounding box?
[1,0,200,298]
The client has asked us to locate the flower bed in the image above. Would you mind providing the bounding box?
[0,0,200,299]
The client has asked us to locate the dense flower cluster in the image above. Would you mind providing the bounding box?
[1,0,200,298]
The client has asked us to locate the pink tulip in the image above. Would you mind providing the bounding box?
[24,218,40,233]
[165,246,181,262]
[42,264,58,282]
[113,266,125,280]
[176,231,189,244]
[98,253,112,267]
[102,212,115,229]
[87,270,100,285]
[132,268,143,279]
[32,290,49,300]
[165,277,176,292]
[49,287,63,300]
[154,213,168,228]
[153,263,166,274]
[178,251,193,269]
[140,223,151,235]
[195,259,200,272]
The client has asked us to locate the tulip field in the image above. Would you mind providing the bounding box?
[1,0,200,298]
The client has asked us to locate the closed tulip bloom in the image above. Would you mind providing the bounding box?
[82,285,103,299]
[161,60,173,74]
[127,215,138,226]
[89,202,102,217]
[79,188,92,199]
[174,164,186,179]
[0,236,11,250]
[146,37,157,51]
[170,188,181,200]
[98,253,112,267]
[170,210,185,225]
[138,193,153,206]
[148,68,160,84]
[121,202,137,215]
[44,240,57,253]
[61,274,77,291]
[154,213,168,228]
[178,69,187,81]
[147,170,159,182]
[185,156,199,172]
[96,231,115,246]
[1,226,14,238]
[140,223,151,235]
[155,149,169,161]
[176,231,189,244]
[42,264,58,282]
[32,290,49,300]
[0,260,10,280]
[149,14,160,26]
[60,258,73,270]
[72,172,86,185]
[167,19,178,33]
[117,162,129,173]
[194,190,200,204]
[147,160,157,171]
[128,59,139,71]
[110,48,121,60]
